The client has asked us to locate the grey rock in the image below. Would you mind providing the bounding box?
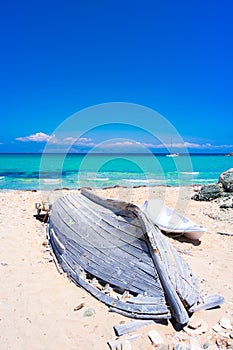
[83,308,96,317]
[218,168,233,192]
[174,342,190,350]
[192,184,223,201]
[219,197,233,208]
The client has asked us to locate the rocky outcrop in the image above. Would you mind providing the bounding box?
[218,168,233,192]
[192,183,223,201]
[192,169,233,221]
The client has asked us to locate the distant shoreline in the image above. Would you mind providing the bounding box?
[0,152,230,156]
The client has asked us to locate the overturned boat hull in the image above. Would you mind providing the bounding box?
[48,190,200,324]
[140,199,206,240]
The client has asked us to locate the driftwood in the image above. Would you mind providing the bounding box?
[48,189,200,325]
[114,320,154,336]
[217,231,233,236]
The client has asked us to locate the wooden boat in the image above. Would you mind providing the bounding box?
[48,189,200,325]
[140,199,206,240]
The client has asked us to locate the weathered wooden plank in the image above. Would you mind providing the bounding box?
[52,199,156,270]
[56,249,169,316]
[114,320,154,336]
[64,195,148,249]
[49,221,164,296]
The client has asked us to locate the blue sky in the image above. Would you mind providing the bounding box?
[0,0,233,153]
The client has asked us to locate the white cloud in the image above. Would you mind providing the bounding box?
[16,132,94,146]
[100,140,141,148]
[16,132,57,143]
[143,141,233,149]
[15,132,233,152]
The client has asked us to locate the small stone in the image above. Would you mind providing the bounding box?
[174,342,190,350]
[121,340,132,350]
[216,336,231,348]
[230,333,233,339]
[218,331,229,339]
[184,320,208,335]
[219,317,232,330]
[188,316,203,329]
[176,332,189,341]
[74,303,84,311]
[83,308,96,317]
[203,341,210,349]
[189,336,202,350]
[147,330,163,345]
[157,344,168,350]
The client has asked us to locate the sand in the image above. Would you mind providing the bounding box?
[0,187,233,350]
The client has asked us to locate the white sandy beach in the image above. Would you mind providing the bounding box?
[0,187,233,350]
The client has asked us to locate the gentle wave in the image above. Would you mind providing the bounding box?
[122,179,165,183]
[41,178,61,184]
[0,176,5,180]
[181,172,200,175]
[83,177,110,181]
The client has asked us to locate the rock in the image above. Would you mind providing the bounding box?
[157,344,168,350]
[184,320,208,335]
[174,342,190,350]
[218,168,233,192]
[188,316,203,329]
[121,340,132,350]
[147,330,163,345]
[219,317,232,330]
[216,336,232,348]
[83,308,96,317]
[203,341,210,349]
[189,336,202,350]
[74,303,84,311]
[192,184,223,201]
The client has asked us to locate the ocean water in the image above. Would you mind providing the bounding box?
[0,153,232,190]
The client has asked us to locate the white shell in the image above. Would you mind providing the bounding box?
[122,340,132,350]
[220,317,232,330]
[147,330,163,345]
[212,323,222,333]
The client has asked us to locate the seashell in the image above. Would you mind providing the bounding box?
[212,323,222,333]
[219,317,232,330]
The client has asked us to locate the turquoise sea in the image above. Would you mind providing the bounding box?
[0,153,232,190]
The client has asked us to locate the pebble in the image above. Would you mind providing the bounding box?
[147,330,163,345]
[74,303,84,311]
[83,308,96,317]
[157,344,168,350]
[121,340,132,350]
[174,342,190,350]
[203,341,210,349]
[189,336,202,350]
[219,317,232,330]
[188,316,202,329]
[184,320,208,335]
